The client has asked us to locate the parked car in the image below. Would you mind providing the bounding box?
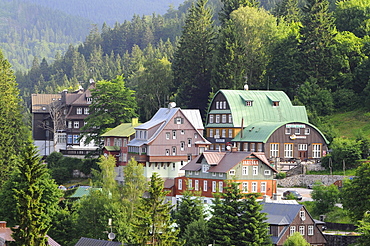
[282,190,303,200]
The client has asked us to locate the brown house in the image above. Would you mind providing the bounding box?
[261,202,327,245]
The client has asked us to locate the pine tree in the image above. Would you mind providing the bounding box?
[219,0,260,24]
[207,182,270,245]
[132,173,181,246]
[0,49,29,188]
[12,144,60,246]
[172,0,215,117]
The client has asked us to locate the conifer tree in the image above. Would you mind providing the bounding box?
[208,182,270,245]
[132,173,181,246]
[0,49,29,188]
[172,0,215,117]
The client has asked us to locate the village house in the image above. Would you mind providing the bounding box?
[173,150,278,204]
[128,103,210,180]
[206,88,329,167]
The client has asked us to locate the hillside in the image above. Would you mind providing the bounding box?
[22,0,186,26]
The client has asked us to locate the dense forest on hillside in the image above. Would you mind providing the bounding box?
[11,0,370,142]
[0,0,92,71]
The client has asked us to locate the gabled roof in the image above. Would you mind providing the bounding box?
[261,203,303,226]
[129,107,209,147]
[232,121,330,144]
[207,90,308,128]
[181,151,277,173]
[101,119,141,138]
[31,94,61,113]
[75,237,121,246]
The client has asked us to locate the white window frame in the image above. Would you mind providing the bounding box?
[219,181,223,192]
[299,226,305,235]
[212,172,216,176]
[261,182,266,193]
[76,107,82,114]
[165,149,169,156]
[195,180,199,191]
[253,166,258,175]
[308,225,314,235]
[298,144,308,151]
[228,129,233,138]
[222,115,227,123]
[313,144,321,158]
[229,170,235,175]
[223,101,227,109]
[219,173,223,177]
[264,170,271,176]
[305,128,311,135]
[252,182,257,192]
[290,226,296,236]
[212,181,216,192]
[172,146,176,156]
[180,141,185,151]
[68,121,72,128]
[203,180,208,191]
[74,121,79,128]
[202,165,208,173]
[285,128,291,134]
[228,114,232,123]
[166,132,170,140]
[242,166,248,175]
[270,144,279,157]
[209,115,214,123]
[209,129,214,137]
[242,182,248,192]
[172,130,176,139]
[84,107,89,114]
[284,143,293,158]
[188,179,192,189]
[216,101,219,109]
[246,100,253,106]
[216,115,220,123]
[222,129,226,138]
[178,179,182,190]
[295,128,301,134]
[188,138,192,147]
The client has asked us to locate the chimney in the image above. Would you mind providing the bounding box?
[131,117,138,126]
[231,146,238,152]
[0,221,6,229]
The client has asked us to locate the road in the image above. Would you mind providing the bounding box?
[277,187,313,202]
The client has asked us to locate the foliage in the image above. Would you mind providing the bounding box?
[327,137,362,170]
[11,144,61,246]
[80,75,137,146]
[132,172,181,245]
[311,182,340,215]
[172,0,215,117]
[207,182,271,245]
[356,211,370,245]
[182,218,209,246]
[275,172,287,179]
[342,163,370,221]
[283,232,310,246]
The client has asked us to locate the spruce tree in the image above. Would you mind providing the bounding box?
[172,0,215,117]
[0,49,29,188]
[208,182,270,245]
[132,173,181,246]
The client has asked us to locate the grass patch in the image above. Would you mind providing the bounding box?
[307,169,356,176]
[300,201,353,224]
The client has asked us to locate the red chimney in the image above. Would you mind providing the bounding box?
[0,221,6,228]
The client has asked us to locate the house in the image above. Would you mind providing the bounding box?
[206,89,329,165]
[261,202,327,246]
[0,221,60,246]
[31,81,99,158]
[174,150,278,204]
[128,103,210,179]
[74,237,121,246]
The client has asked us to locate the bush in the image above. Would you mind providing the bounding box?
[275,172,286,179]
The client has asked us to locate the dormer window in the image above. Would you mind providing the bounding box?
[246,100,253,106]
[175,117,183,124]
[209,115,214,123]
[273,101,279,106]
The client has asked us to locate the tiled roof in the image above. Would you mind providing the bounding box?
[164,178,175,189]
[74,237,121,246]
[31,94,61,113]
[203,152,226,165]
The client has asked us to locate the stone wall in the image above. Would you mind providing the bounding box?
[277,174,353,187]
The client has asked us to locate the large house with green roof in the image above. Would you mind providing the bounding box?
[206,89,329,163]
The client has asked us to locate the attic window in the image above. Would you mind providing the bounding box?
[273,101,279,106]
[245,100,253,106]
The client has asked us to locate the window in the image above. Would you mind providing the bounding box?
[264,170,271,176]
[216,115,220,123]
[181,130,185,135]
[246,101,253,106]
[295,128,301,134]
[178,179,182,190]
[305,128,310,135]
[215,129,220,138]
[68,121,72,128]
[284,143,293,158]
[195,180,199,191]
[188,138,192,147]
[290,226,296,236]
[252,182,257,192]
[166,132,170,140]
[257,143,262,152]
[299,226,305,235]
[77,107,82,114]
[188,179,192,189]
[175,117,183,124]
[228,114,232,123]
[212,172,216,176]
[195,171,199,175]
[228,129,233,138]
[212,181,217,192]
[219,181,223,192]
[73,135,79,144]
[202,165,208,173]
[122,153,127,162]
[270,143,279,157]
[123,138,127,147]
[308,226,314,235]
[194,133,198,138]
[273,101,279,106]
[203,180,208,191]
[209,115,214,123]
[222,115,227,123]
[209,129,214,137]
[222,129,226,138]
[285,128,291,134]
[165,149,170,156]
[57,134,66,144]
[261,182,266,193]
[242,166,248,175]
[189,171,193,175]
[172,146,176,155]
[180,142,185,151]
[313,144,321,158]
[300,211,305,219]
[298,144,308,151]
[172,130,176,139]
[67,135,73,144]
[219,173,223,177]
[242,182,248,192]
[216,101,219,109]
[250,143,255,151]
[229,170,235,175]
[253,166,258,175]
[84,108,89,114]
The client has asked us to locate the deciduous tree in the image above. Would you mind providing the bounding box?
[283,232,310,246]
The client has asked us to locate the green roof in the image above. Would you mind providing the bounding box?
[104,146,121,151]
[209,90,308,128]
[233,121,329,144]
[69,186,102,198]
[101,120,141,137]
